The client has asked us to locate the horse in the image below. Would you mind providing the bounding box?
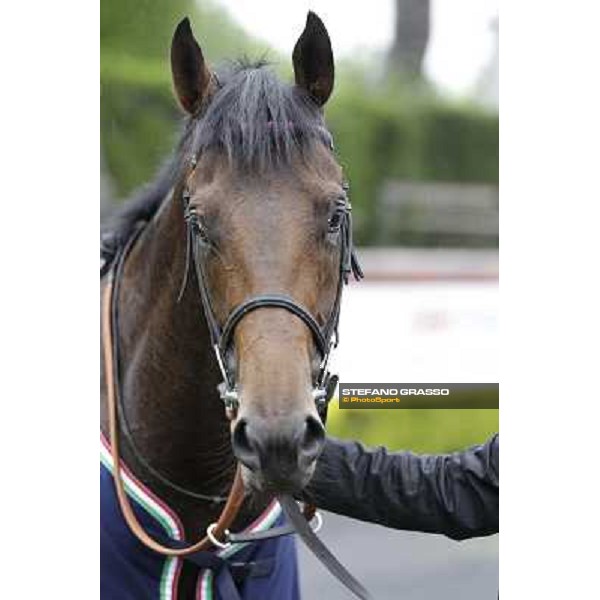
[101,12,364,599]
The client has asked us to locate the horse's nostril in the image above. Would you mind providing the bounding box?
[298,415,325,467]
[232,418,261,472]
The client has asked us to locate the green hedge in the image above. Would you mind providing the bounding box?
[326,80,498,244]
[101,76,179,196]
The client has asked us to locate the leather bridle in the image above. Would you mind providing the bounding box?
[181,157,363,420]
[100,132,370,599]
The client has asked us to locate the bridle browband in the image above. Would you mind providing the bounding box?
[101,126,370,599]
[182,163,363,419]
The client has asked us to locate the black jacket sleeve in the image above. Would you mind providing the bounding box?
[302,434,499,540]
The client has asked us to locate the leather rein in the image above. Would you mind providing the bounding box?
[100,141,370,598]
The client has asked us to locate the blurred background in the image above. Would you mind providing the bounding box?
[101,1,498,597]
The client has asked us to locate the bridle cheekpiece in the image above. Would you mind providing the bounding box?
[181,131,363,422]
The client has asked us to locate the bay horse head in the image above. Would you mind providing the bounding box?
[169,13,360,495]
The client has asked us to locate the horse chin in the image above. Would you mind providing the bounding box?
[240,463,315,499]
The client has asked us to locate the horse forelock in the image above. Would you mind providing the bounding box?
[189,59,326,171]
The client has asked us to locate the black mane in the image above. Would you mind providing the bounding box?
[101,61,329,253]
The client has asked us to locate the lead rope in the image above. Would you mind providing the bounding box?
[101,237,317,556]
[102,270,245,555]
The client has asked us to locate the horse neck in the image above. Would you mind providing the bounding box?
[102,190,237,532]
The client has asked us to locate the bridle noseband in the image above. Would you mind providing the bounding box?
[182,159,363,421]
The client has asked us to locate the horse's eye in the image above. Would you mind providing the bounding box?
[328,210,343,233]
[185,204,212,248]
[328,194,348,235]
[195,219,211,246]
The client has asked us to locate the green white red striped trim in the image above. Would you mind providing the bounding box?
[101,433,283,600]
[101,434,183,600]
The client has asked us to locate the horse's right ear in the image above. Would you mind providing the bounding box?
[170,18,211,114]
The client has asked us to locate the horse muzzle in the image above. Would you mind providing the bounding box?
[231,412,325,493]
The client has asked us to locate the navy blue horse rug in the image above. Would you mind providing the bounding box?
[100,435,300,599]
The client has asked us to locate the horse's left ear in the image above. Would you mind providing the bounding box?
[171,17,212,114]
[292,11,335,107]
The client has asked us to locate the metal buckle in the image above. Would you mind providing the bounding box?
[312,388,327,402]
[206,523,232,549]
[218,383,239,420]
[311,510,323,534]
[220,386,239,407]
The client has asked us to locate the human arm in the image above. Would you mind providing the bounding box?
[302,434,499,540]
